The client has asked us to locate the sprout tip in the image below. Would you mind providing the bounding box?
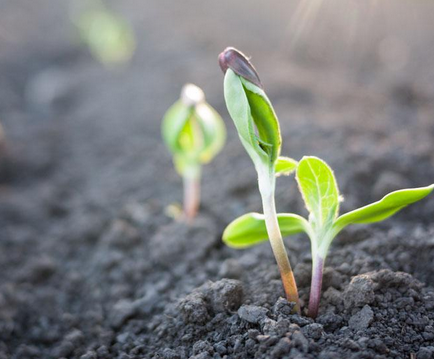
[218,47,262,89]
[181,83,205,107]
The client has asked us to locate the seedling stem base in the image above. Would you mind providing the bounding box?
[308,256,324,318]
[259,170,300,313]
[183,173,200,223]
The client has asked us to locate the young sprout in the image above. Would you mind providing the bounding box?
[162,84,226,222]
[73,0,136,65]
[223,156,433,318]
[219,47,300,312]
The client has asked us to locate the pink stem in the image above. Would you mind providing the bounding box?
[308,256,324,318]
[183,175,200,222]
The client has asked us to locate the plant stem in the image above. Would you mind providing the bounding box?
[259,171,300,313]
[183,172,201,223]
[308,255,324,318]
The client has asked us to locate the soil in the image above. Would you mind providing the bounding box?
[1,1,434,359]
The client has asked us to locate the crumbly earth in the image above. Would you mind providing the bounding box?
[1,1,434,359]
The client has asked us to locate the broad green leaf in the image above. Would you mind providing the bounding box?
[195,103,226,164]
[223,212,309,248]
[275,157,298,176]
[223,69,281,169]
[333,184,434,235]
[296,157,339,230]
[162,96,225,176]
[162,101,193,154]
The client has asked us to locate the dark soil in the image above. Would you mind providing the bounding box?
[1,1,434,359]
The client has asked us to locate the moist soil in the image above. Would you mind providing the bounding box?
[1,1,434,359]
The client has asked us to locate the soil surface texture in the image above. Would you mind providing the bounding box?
[1,1,434,359]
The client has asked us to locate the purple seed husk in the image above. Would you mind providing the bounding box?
[218,47,263,89]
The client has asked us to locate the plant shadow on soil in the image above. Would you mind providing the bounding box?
[1,1,434,359]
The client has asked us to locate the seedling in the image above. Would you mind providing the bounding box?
[162,84,226,222]
[73,0,136,65]
[223,156,433,318]
[219,47,300,312]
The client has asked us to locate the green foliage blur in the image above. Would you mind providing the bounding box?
[73,0,136,66]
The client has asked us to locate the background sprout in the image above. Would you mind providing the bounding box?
[223,156,433,318]
[162,84,226,222]
[73,0,136,66]
[219,47,300,312]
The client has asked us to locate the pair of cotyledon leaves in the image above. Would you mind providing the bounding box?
[224,155,433,251]
[222,66,433,252]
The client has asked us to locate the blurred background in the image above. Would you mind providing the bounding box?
[1,0,434,196]
[1,0,433,213]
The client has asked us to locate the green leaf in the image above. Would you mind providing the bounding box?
[223,69,281,170]
[333,184,434,235]
[296,156,340,230]
[223,212,309,248]
[275,157,298,176]
[77,8,135,65]
[162,101,192,154]
[162,89,226,177]
[195,103,226,164]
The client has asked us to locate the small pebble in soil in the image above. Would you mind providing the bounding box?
[238,305,268,324]
[344,274,376,309]
[179,292,210,325]
[273,297,295,319]
[417,347,434,359]
[316,313,345,332]
[302,323,325,341]
[349,305,374,331]
[110,300,137,329]
[206,279,244,312]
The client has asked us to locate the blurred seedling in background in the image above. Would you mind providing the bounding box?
[224,156,433,318]
[162,84,226,222]
[219,47,300,312]
[72,0,136,66]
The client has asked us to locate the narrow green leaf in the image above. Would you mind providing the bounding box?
[223,69,281,169]
[223,212,309,248]
[275,157,298,176]
[296,156,340,230]
[241,78,281,165]
[333,184,434,235]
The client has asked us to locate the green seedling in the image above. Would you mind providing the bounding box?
[162,84,226,222]
[73,0,135,65]
[219,47,300,312]
[224,156,433,318]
